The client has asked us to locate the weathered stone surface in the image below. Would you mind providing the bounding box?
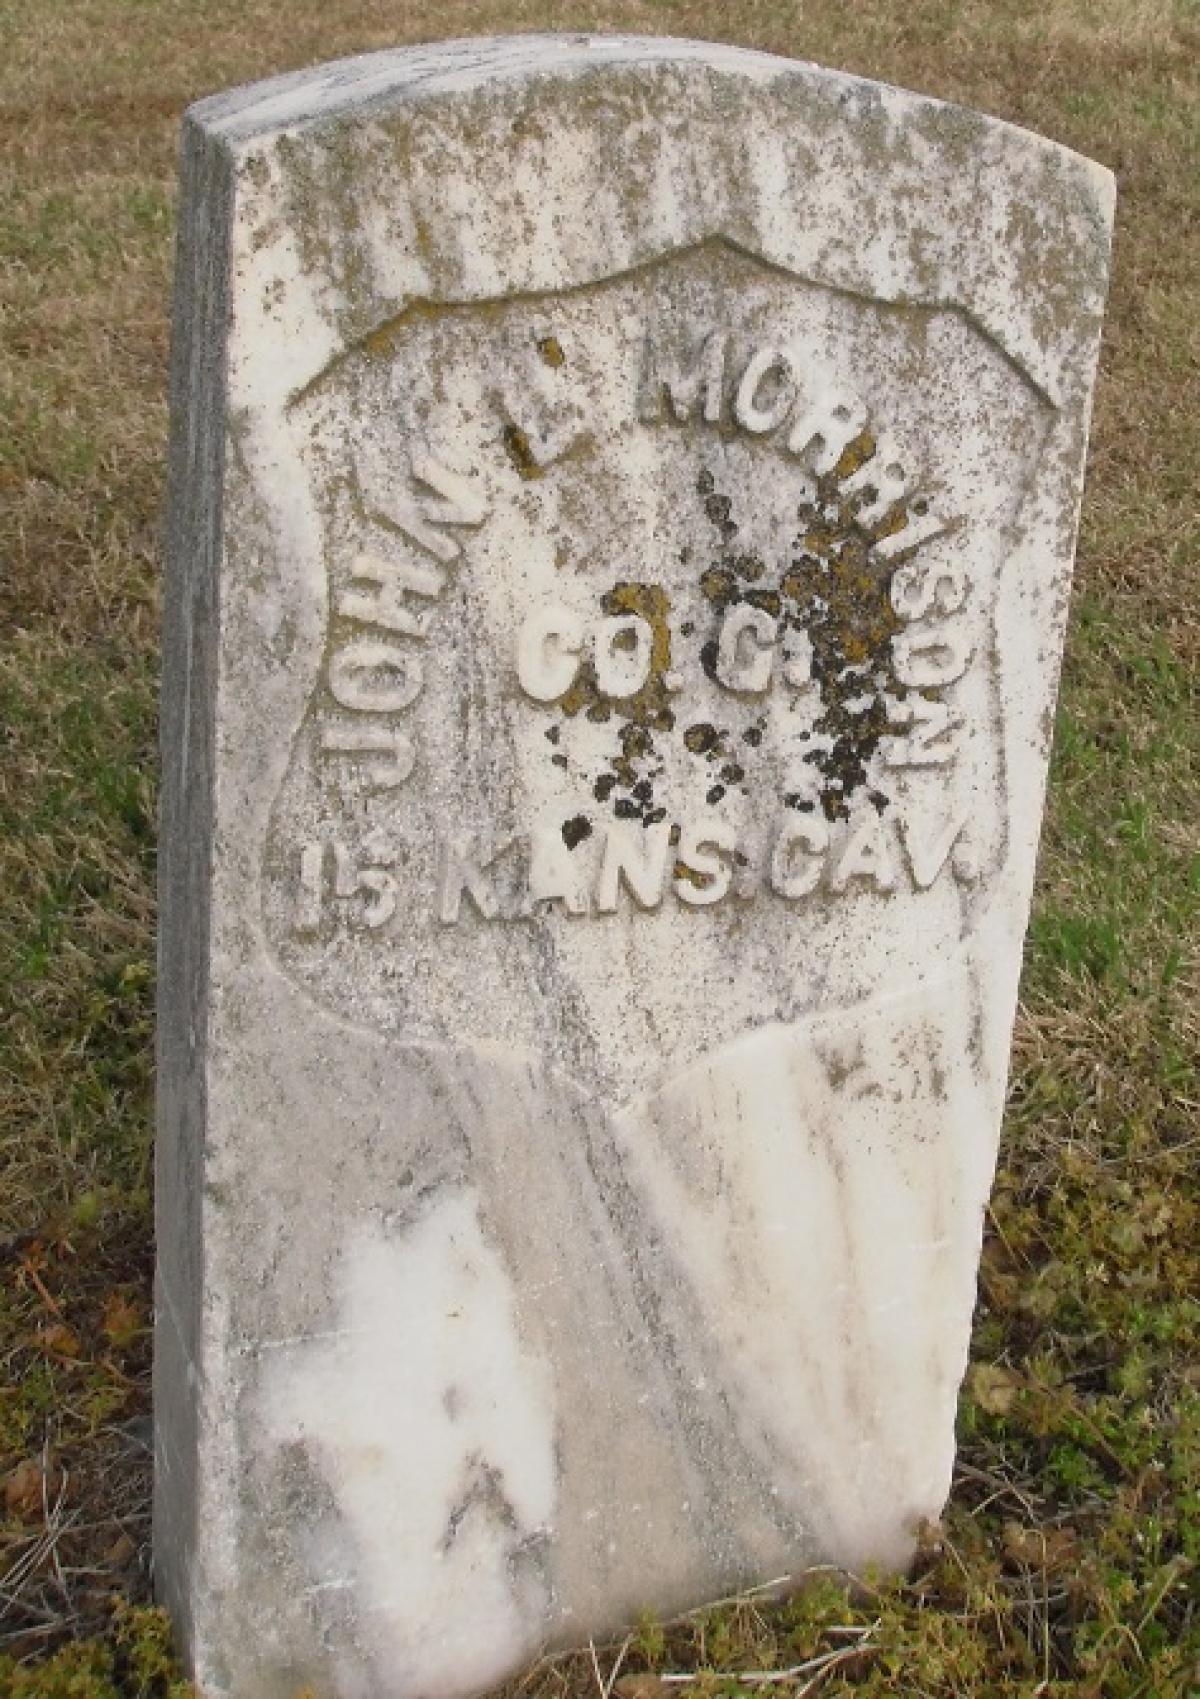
[156,35,1114,1699]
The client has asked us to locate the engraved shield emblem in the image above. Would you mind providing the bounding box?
[260,237,1049,1103]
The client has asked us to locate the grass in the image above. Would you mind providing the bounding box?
[0,0,1197,1693]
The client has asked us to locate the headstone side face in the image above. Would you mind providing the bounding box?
[154,115,235,1650]
[156,36,1114,1699]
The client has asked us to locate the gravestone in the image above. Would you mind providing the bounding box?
[157,35,1114,1699]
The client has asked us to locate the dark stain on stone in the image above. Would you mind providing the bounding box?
[684,722,721,755]
[697,467,738,541]
[561,815,592,850]
[782,445,907,819]
[558,582,679,824]
[537,334,565,368]
[821,1040,867,1092]
[694,443,925,820]
[700,565,739,608]
[929,1050,948,1103]
[502,421,544,481]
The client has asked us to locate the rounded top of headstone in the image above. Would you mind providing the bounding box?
[187,33,1113,415]
[186,31,1113,204]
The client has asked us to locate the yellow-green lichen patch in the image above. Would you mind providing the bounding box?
[559,582,675,732]
[672,857,709,891]
[361,321,404,361]
[694,455,913,821]
[501,422,545,481]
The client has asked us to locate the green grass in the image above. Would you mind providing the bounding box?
[1,0,1197,1693]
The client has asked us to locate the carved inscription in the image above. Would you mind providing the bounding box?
[287,315,992,928]
[431,807,974,922]
[295,839,400,932]
[319,456,487,790]
[264,232,1043,1073]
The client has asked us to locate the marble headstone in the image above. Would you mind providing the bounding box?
[157,35,1114,1699]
